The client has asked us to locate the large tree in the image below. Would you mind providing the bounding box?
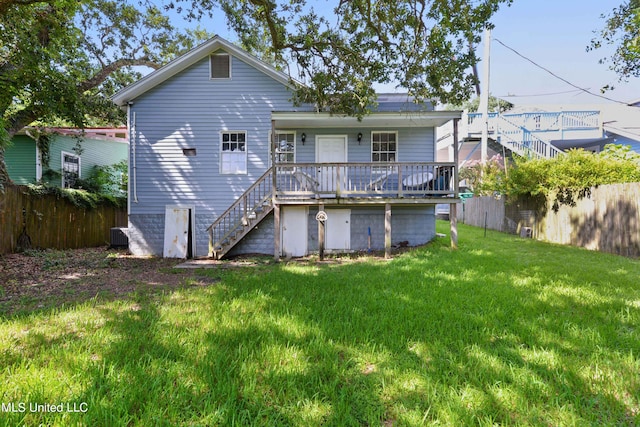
[589,1,640,84]
[1,0,512,185]
[173,0,512,115]
[0,0,204,185]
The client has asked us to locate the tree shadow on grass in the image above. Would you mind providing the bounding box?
[214,238,640,425]
[2,230,639,426]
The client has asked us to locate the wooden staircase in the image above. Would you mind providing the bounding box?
[207,168,274,259]
[493,114,564,158]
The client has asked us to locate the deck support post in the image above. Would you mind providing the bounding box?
[273,203,280,262]
[385,203,392,258]
[208,228,214,258]
[450,203,458,250]
[451,117,460,250]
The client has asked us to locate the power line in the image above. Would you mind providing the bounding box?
[493,38,627,105]
[498,89,587,98]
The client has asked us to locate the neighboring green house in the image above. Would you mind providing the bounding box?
[6,128,128,187]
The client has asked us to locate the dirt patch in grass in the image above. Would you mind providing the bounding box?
[0,247,221,316]
[0,242,432,316]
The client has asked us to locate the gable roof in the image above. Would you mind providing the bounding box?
[111,35,295,106]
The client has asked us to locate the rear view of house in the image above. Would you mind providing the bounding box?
[112,36,462,259]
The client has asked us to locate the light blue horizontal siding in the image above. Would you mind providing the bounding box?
[128,47,439,256]
[277,127,435,163]
[130,51,306,217]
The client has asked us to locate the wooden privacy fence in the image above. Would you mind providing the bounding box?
[458,183,640,258]
[0,185,127,254]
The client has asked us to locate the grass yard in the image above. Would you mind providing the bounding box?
[1,221,639,426]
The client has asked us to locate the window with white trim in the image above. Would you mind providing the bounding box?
[61,151,81,188]
[371,131,397,162]
[270,131,296,164]
[210,53,231,79]
[220,131,247,174]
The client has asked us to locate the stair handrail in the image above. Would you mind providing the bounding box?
[207,167,274,255]
[494,114,564,158]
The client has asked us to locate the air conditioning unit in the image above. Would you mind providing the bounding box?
[110,227,129,248]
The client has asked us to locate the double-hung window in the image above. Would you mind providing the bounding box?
[220,131,247,174]
[371,131,397,162]
[271,131,295,164]
[61,151,81,188]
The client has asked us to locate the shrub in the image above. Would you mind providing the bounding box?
[482,144,640,209]
[24,183,126,209]
[76,160,127,197]
[459,154,506,195]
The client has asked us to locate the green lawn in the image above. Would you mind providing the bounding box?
[1,222,639,426]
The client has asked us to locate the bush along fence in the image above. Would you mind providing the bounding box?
[458,182,640,258]
[0,185,127,254]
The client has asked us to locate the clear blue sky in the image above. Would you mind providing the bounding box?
[485,0,640,105]
[171,0,639,106]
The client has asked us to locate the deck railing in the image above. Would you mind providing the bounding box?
[467,110,600,133]
[274,162,457,200]
[465,111,587,158]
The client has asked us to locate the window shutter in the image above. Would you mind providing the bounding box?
[210,54,230,79]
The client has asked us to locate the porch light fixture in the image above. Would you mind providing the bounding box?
[301,133,306,145]
[357,132,363,145]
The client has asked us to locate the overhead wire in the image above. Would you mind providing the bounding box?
[497,89,587,98]
[492,37,627,105]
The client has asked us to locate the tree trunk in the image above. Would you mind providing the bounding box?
[0,147,12,186]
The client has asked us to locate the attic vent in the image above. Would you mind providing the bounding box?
[210,53,230,79]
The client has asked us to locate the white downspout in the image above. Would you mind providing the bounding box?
[35,143,42,182]
[129,104,138,203]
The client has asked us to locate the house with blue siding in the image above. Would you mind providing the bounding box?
[6,128,128,187]
[112,36,462,259]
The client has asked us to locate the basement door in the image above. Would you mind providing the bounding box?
[163,205,194,258]
[281,206,308,257]
[326,209,351,250]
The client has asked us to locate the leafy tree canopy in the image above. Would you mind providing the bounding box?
[446,95,514,113]
[589,0,640,85]
[1,0,513,185]
[0,0,210,184]
[170,0,512,115]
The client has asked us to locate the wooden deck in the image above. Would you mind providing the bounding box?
[273,162,459,204]
[208,161,460,260]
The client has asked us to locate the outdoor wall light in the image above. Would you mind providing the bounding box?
[301,133,306,145]
[357,132,363,144]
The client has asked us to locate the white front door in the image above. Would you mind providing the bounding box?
[326,209,351,250]
[316,135,348,192]
[163,206,192,258]
[282,206,308,257]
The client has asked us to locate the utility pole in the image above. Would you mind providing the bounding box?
[478,27,491,164]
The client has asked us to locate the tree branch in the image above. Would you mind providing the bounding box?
[0,0,54,15]
[77,58,161,93]
[6,108,39,138]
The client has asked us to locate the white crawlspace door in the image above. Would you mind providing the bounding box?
[281,206,308,257]
[326,209,351,250]
[163,206,191,258]
[316,135,348,193]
